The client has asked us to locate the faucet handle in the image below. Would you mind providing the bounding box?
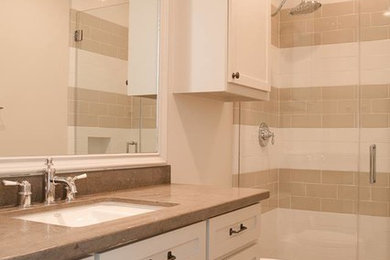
[2,180,32,208]
[2,180,21,186]
[72,173,87,182]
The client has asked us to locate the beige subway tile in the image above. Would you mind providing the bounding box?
[100,43,117,58]
[360,26,388,41]
[361,84,389,98]
[322,86,357,100]
[117,48,128,60]
[338,185,358,200]
[322,171,354,185]
[339,100,358,113]
[321,1,355,17]
[322,114,356,128]
[79,38,100,54]
[371,12,390,26]
[75,88,100,102]
[361,100,371,113]
[279,115,292,128]
[279,88,291,101]
[279,169,291,183]
[75,101,89,114]
[338,14,359,29]
[359,187,372,200]
[372,99,390,113]
[293,32,322,47]
[291,169,321,183]
[99,92,118,104]
[372,187,390,201]
[291,115,322,128]
[322,29,357,44]
[116,117,132,129]
[360,0,389,12]
[280,102,306,114]
[321,199,356,214]
[108,105,125,117]
[117,95,132,106]
[359,172,389,187]
[270,169,279,182]
[280,21,307,34]
[279,197,291,209]
[142,118,157,128]
[76,115,99,127]
[314,17,338,32]
[360,114,388,128]
[359,201,388,217]
[98,116,116,128]
[280,33,294,48]
[323,101,339,113]
[291,196,321,211]
[291,87,322,101]
[306,184,338,198]
[88,103,108,116]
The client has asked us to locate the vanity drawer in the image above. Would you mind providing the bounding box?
[97,221,206,260]
[225,243,259,260]
[208,203,261,260]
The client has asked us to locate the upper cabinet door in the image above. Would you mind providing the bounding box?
[228,0,271,92]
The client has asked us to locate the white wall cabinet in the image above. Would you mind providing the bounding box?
[171,0,271,101]
[94,204,261,260]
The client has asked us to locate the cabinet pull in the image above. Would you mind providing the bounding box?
[232,72,240,79]
[167,251,176,260]
[229,223,248,236]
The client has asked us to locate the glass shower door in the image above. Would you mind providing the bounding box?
[358,1,390,259]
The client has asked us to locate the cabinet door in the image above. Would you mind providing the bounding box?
[96,221,206,260]
[228,0,271,92]
[226,243,259,260]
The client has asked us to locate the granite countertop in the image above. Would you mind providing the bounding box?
[0,184,269,260]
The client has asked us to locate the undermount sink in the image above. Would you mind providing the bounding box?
[15,201,166,227]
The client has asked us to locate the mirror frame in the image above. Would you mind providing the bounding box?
[0,0,169,176]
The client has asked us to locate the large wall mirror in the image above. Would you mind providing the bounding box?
[0,0,160,157]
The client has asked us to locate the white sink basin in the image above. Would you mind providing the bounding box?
[15,201,165,227]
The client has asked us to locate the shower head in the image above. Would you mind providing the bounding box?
[289,0,322,15]
[271,0,322,17]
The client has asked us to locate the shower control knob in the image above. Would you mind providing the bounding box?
[232,72,240,79]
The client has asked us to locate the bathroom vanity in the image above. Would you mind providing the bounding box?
[0,184,269,260]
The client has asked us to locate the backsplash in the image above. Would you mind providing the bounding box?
[0,165,170,208]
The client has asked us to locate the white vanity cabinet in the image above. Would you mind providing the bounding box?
[93,204,261,260]
[208,203,261,259]
[171,0,271,101]
[96,221,207,260]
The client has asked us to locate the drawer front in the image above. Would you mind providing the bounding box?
[208,204,261,260]
[97,221,206,260]
[225,243,259,260]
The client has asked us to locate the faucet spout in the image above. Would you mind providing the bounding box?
[44,158,56,205]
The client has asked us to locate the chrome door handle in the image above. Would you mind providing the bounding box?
[229,223,248,236]
[370,144,376,184]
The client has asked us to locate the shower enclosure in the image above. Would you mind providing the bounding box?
[234,0,390,259]
[69,0,159,155]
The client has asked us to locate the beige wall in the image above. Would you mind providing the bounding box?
[0,0,69,156]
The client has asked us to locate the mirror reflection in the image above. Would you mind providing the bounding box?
[0,0,159,157]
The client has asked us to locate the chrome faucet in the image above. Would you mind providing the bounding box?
[2,180,32,208]
[44,158,87,203]
[53,174,87,202]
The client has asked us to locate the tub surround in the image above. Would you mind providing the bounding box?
[0,184,269,260]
